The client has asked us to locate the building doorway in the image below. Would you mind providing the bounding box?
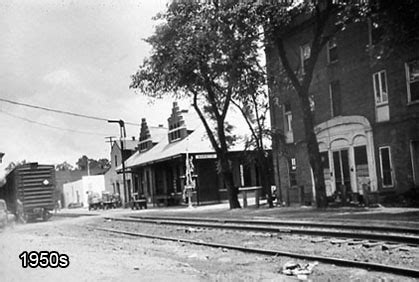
[316,116,378,197]
[332,149,351,202]
[354,145,370,195]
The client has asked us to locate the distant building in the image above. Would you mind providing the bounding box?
[269,18,419,205]
[56,167,107,207]
[63,175,105,208]
[104,128,167,205]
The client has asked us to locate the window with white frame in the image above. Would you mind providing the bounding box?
[168,119,185,143]
[169,129,182,142]
[379,146,393,187]
[327,36,338,63]
[373,70,388,105]
[289,157,297,186]
[406,59,419,103]
[284,103,292,132]
[139,140,150,152]
[300,43,311,74]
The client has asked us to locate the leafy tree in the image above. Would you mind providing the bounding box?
[131,1,263,208]
[55,161,74,171]
[246,0,418,208]
[76,156,110,172]
[76,155,89,171]
[132,0,417,209]
[5,160,27,173]
[96,158,111,170]
[239,1,368,208]
[230,61,275,207]
[368,0,419,59]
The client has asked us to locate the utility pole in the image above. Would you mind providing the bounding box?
[105,136,117,151]
[108,120,128,206]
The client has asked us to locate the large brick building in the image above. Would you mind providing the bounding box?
[270,19,419,205]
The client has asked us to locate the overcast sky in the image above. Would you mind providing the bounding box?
[0,0,194,176]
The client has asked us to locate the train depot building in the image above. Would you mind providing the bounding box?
[269,17,419,206]
[122,102,271,207]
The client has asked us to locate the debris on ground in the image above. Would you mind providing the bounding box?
[188,253,209,260]
[330,239,346,245]
[310,238,327,243]
[184,227,202,233]
[347,239,363,246]
[362,241,381,248]
[281,261,318,278]
[381,244,400,251]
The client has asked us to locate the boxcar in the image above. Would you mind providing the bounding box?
[1,163,56,222]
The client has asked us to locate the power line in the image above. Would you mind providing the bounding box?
[0,109,111,136]
[0,97,140,126]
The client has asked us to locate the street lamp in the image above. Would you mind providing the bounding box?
[108,119,129,206]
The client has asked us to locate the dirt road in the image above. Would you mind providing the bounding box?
[0,215,416,281]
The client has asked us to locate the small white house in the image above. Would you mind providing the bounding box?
[63,175,105,208]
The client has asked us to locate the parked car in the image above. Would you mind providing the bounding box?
[67,202,83,209]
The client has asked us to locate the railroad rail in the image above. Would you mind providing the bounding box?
[104,216,419,246]
[96,227,419,278]
[130,215,419,235]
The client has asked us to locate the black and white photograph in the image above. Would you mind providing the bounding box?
[0,0,418,281]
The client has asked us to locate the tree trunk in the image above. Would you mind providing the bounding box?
[219,155,241,209]
[191,90,241,209]
[298,91,328,208]
[268,25,329,209]
[224,170,241,209]
[264,34,284,206]
[258,152,274,208]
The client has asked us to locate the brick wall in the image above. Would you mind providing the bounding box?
[270,18,419,204]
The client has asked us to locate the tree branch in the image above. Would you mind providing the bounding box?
[190,87,221,154]
[200,64,223,122]
[274,36,302,94]
[221,84,232,121]
[301,1,334,92]
[231,98,260,149]
[250,92,264,150]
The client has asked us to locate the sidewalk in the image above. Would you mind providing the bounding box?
[130,201,419,228]
[53,207,100,217]
[53,200,419,228]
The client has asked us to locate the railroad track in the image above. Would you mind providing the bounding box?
[130,215,419,235]
[104,215,419,246]
[96,226,419,278]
